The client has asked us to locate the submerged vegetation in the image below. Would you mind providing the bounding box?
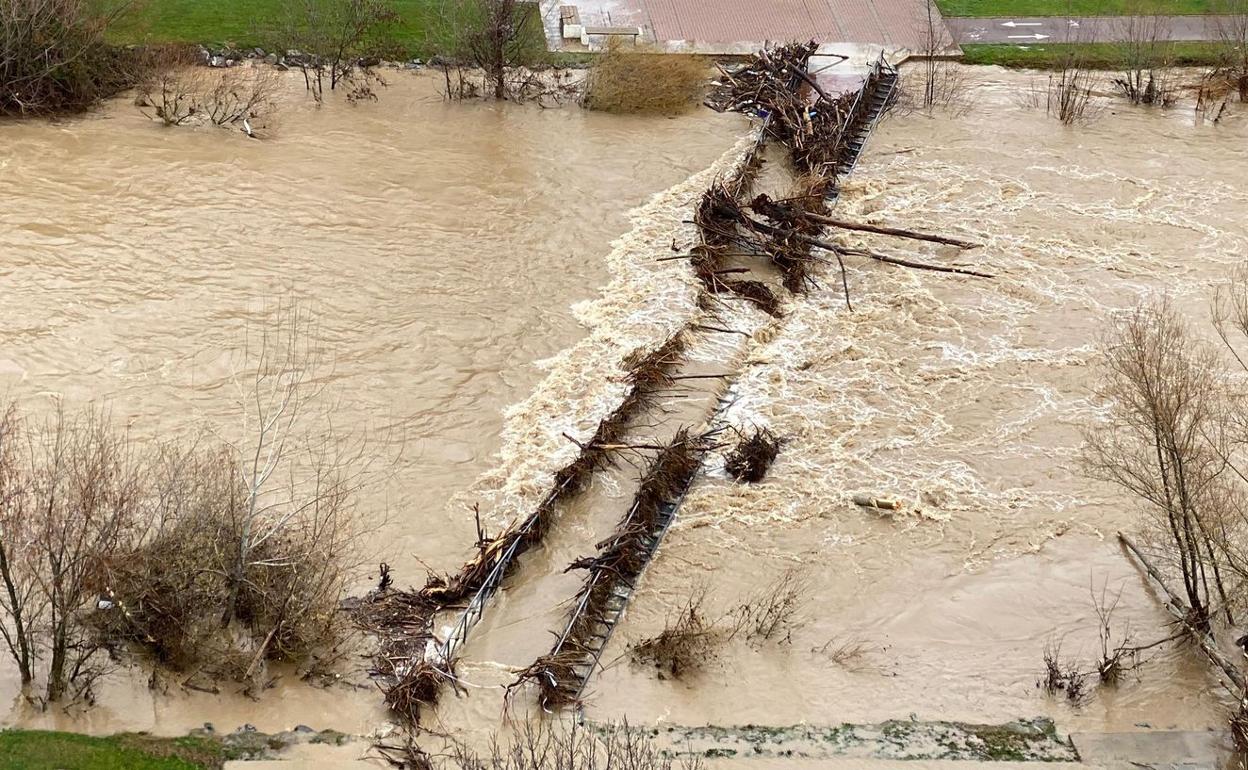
[0,307,375,705]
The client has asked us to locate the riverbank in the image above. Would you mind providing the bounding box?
[103,0,442,55]
[961,40,1228,68]
[0,725,353,769]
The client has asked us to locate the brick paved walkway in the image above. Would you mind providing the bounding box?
[544,0,946,51]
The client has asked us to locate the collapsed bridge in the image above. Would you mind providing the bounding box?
[352,43,989,729]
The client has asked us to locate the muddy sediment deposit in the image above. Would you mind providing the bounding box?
[3,61,1248,755]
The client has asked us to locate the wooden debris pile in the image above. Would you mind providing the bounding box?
[725,427,783,483]
[509,428,716,710]
[706,41,859,190]
[691,175,785,318]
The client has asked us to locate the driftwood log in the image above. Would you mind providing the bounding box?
[804,212,982,250]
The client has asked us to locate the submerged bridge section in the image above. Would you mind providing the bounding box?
[403,49,902,723]
[541,61,900,704]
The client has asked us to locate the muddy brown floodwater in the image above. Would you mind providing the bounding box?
[3,62,1247,753]
[0,70,745,735]
[587,66,1248,740]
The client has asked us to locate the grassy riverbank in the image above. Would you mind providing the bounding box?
[961,40,1227,67]
[0,730,222,769]
[104,0,443,54]
[938,0,1212,14]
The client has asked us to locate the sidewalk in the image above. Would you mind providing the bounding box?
[946,14,1238,44]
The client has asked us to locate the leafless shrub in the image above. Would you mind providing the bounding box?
[629,591,721,679]
[1212,0,1248,101]
[202,67,281,129]
[430,0,546,100]
[275,0,398,103]
[1113,8,1177,106]
[137,60,279,135]
[1046,63,1099,125]
[583,42,707,115]
[1091,579,1141,685]
[1038,637,1088,705]
[730,568,807,643]
[1196,67,1235,123]
[0,0,143,117]
[441,719,703,770]
[905,0,975,116]
[100,304,380,686]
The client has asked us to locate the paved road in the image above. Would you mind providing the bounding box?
[946,14,1237,44]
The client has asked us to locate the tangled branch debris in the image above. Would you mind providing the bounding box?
[725,427,783,483]
[629,592,719,679]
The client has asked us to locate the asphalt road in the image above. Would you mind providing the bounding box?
[945,14,1237,44]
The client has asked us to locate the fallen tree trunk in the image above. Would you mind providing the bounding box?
[740,216,994,279]
[833,244,995,279]
[804,213,982,249]
[1119,532,1246,692]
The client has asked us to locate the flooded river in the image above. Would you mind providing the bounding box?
[588,67,1248,738]
[0,71,745,734]
[2,63,1247,750]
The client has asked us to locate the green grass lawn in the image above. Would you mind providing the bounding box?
[106,0,445,55]
[0,730,222,770]
[937,0,1213,16]
[960,40,1226,66]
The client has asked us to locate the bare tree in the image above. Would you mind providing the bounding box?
[276,0,397,102]
[0,406,146,703]
[1084,300,1234,631]
[432,0,544,100]
[1114,7,1176,106]
[0,404,41,687]
[1212,0,1248,100]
